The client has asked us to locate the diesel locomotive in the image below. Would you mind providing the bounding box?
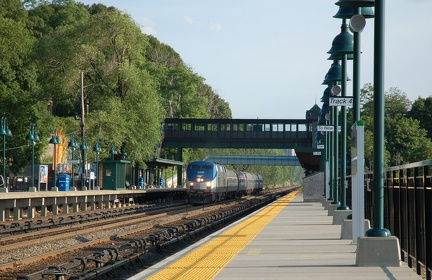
[186,161,263,204]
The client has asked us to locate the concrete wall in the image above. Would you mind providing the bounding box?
[302,172,324,202]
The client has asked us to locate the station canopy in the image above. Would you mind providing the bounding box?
[145,158,184,169]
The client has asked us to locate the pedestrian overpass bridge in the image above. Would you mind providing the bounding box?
[161,117,321,172]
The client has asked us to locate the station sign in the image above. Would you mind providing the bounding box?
[329,97,353,106]
[318,125,334,132]
[317,125,342,132]
[317,144,324,149]
[68,159,80,164]
[313,152,321,155]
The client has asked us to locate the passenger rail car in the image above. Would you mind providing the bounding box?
[186,161,263,204]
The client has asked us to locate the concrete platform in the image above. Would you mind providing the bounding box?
[129,192,421,280]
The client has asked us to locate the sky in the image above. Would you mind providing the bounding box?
[78,0,432,119]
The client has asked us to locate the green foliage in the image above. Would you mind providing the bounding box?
[360,84,432,167]
[1,1,230,175]
[410,96,432,140]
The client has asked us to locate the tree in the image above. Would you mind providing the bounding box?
[33,7,163,165]
[0,0,56,175]
[410,96,432,140]
[360,84,432,167]
[386,116,432,165]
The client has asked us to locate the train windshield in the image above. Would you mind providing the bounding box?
[188,164,214,170]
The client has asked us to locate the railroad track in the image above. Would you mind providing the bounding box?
[0,186,298,280]
[0,199,244,279]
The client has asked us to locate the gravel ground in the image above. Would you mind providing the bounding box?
[0,206,217,265]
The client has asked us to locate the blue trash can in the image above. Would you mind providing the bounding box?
[58,173,70,191]
[138,177,144,189]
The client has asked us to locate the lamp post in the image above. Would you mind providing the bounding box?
[0,117,12,190]
[49,131,61,189]
[334,4,374,121]
[369,0,390,237]
[93,139,102,188]
[336,0,390,237]
[68,134,79,189]
[323,61,345,206]
[80,138,89,190]
[26,123,40,189]
[110,142,117,160]
[319,86,332,200]
[327,20,354,210]
[121,146,127,160]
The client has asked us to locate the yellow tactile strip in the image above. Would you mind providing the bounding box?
[148,189,301,280]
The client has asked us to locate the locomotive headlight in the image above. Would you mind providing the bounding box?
[206,182,211,188]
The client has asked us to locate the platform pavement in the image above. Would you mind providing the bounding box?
[129,192,422,280]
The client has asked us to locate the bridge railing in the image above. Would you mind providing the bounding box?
[347,159,432,279]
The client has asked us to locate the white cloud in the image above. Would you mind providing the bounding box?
[183,16,194,25]
[209,22,222,31]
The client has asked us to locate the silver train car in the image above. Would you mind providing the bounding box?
[186,161,263,204]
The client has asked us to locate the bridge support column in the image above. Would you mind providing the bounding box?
[41,205,47,217]
[177,148,183,188]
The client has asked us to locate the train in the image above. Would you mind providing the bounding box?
[186,161,263,204]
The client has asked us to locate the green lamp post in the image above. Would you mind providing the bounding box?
[26,123,40,189]
[319,86,332,200]
[0,117,12,189]
[49,131,61,189]
[68,134,79,189]
[328,20,354,211]
[110,142,117,160]
[337,0,390,238]
[369,0,390,237]
[80,138,89,190]
[323,60,346,206]
[93,139,102,188]
[334,3,374,121]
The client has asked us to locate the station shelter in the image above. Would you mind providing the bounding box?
[141,158,184,188]
[101,160,131,190]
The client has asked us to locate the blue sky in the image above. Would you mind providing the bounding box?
[78,0,432,119]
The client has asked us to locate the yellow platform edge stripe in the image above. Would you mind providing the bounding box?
[147,189,301,280]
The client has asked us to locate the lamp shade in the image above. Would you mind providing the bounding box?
[320,86,332,102]
[80,140,89,150]
[322,61,350,85]
[110,142,117,155]
[26,132,35,141]
[93,143,102,153]
[33,133,40,142]
[335,0,374,7]
[68,138,79,149]
[334,6,374,19]
[328,22,353,54]
[49,135,61,145]
[328,53,354,61]
[121,146,127,157]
